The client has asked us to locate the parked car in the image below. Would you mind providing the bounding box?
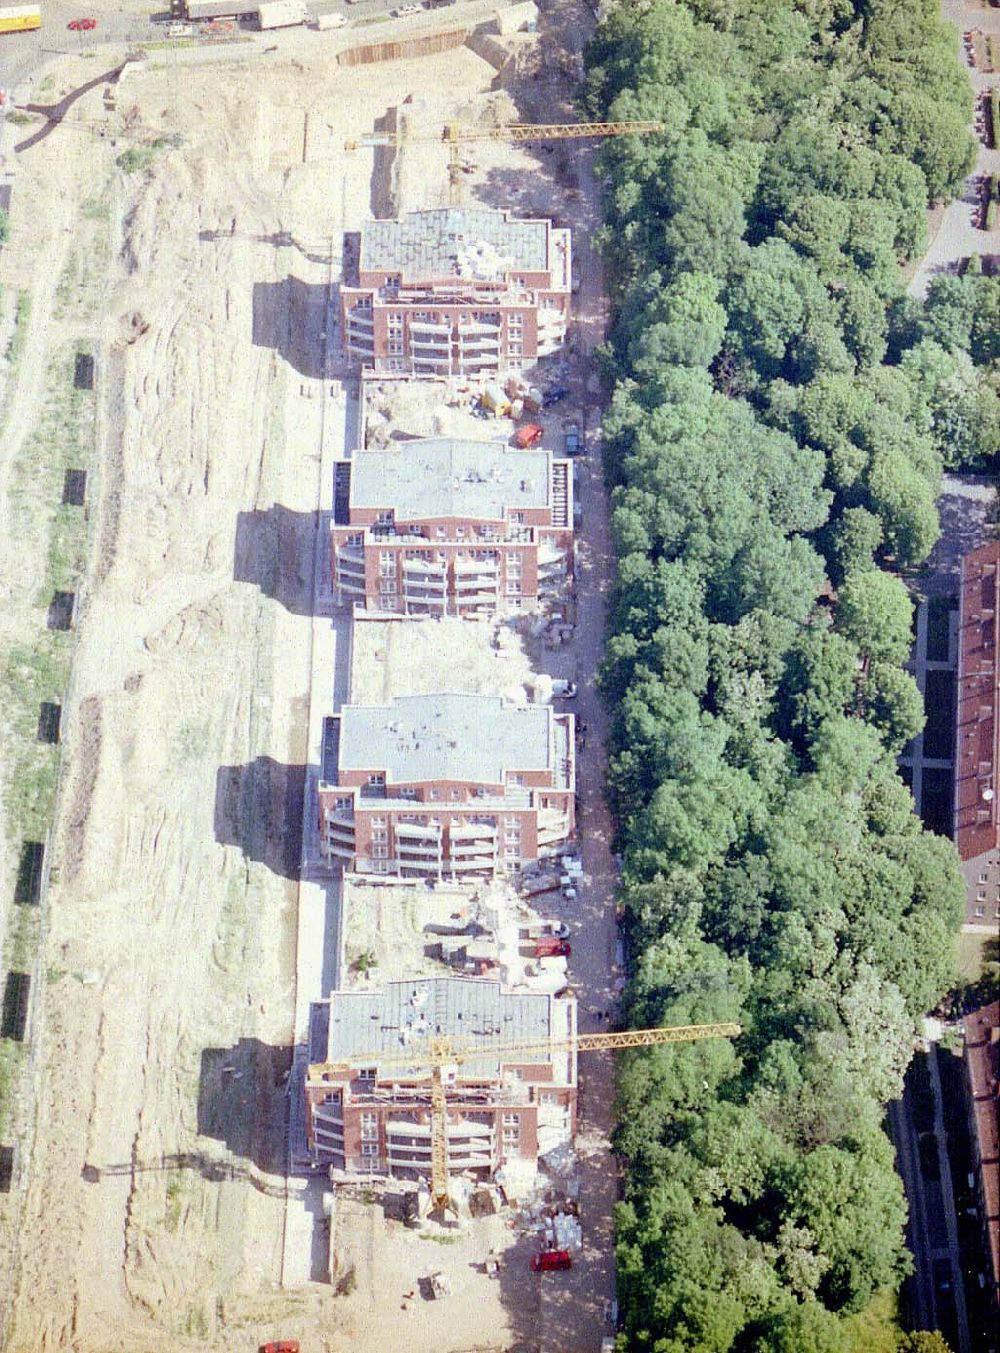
[259,1343,300,1353]
[544,385,569,405]
[550,678,577,698]
[393,3,422,14]
[564,424,581,456]
[933,1259,952,1293]
[531,1249,572,1272]
[525,920,571,940]
[68,16,97,29]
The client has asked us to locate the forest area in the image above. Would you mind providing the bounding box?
[583,0,1000,1349]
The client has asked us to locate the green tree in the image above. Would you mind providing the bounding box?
[782,1129,912,1311]
[834,570,913,664]
[755,1300,852,1353]
[897,1331,954,1352]
[824,507,884,585]
[775,627,858,751]
[861,660,925,753]
[865,449,940,565]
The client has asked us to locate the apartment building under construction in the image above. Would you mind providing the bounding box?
[340,207,571,376]
[331,437,573,614]
[318,692,575,876]
[305,977,578,1176]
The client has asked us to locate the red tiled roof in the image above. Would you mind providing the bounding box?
[955,542,999,862]
[964,1001,1000,1295]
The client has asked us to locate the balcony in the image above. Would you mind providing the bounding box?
[412,359,453,376]
[410,319,452,337]
[450,821,497,841]
[405,595,448,614]
[347,346,376,365]
[403,557,447,578]
[398,858,445,875]
[454,577,499,597]
[537,812,570,848]
[460,340,503,357]
[454,558,499,577]
[395,821,442,840]
[455,573,499,595]
[538,550,568,575]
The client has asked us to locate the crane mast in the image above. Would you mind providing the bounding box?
[307,1021,740,1211]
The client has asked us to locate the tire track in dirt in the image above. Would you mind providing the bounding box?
[59,693,102,886]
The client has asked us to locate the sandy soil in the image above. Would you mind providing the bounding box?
[349,612,536,704]
[0,28,557,1353]
[2,4,617,1347]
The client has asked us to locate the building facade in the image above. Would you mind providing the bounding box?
[305,977,577,1175]
[332,438,572,614]
[340,208,571,376]
[963,1001,999,1314]
[954,542,1000,928]
[318,692,574,876]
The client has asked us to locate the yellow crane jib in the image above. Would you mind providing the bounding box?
[343,119,666,205]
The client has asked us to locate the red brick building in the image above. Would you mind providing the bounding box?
[340,207,571,375]
[318,693,575,876]
[954,542,1000,927]
[963,1001,999,1313]
[305,978,578,1175]
[332,438,573,614]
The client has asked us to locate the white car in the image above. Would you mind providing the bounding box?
[393,4,422,14]
[550,678,577,698]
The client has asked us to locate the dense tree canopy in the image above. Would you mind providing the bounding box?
[585,1,974,1348]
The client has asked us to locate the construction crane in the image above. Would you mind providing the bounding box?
[344,119,665,206]
[308,1020,739,1212]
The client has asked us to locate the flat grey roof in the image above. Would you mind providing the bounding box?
[326,977,553,1076]
[361,208,549,279]
[339,693,551,783]
[352,438,549,520]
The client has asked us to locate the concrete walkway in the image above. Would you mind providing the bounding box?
[908,0,1000,297]
[281,188,355,1287]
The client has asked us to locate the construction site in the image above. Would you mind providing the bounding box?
[0,1,693,1349]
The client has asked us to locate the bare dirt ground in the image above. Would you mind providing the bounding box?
[1,26,586,1353]
[349,613,536,705]
[2,1,616,1347]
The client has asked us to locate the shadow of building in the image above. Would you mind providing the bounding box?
[197,1037,293,1174]
[251,276,328,378]
[214,758,306,879]
[234,504,320,616]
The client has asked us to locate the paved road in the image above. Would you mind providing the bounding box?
[908,0,1000,296]
[891,1048,973,1353]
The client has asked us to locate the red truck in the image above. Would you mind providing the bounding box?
[531,1249,572,1272]
[533,936,571,959]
